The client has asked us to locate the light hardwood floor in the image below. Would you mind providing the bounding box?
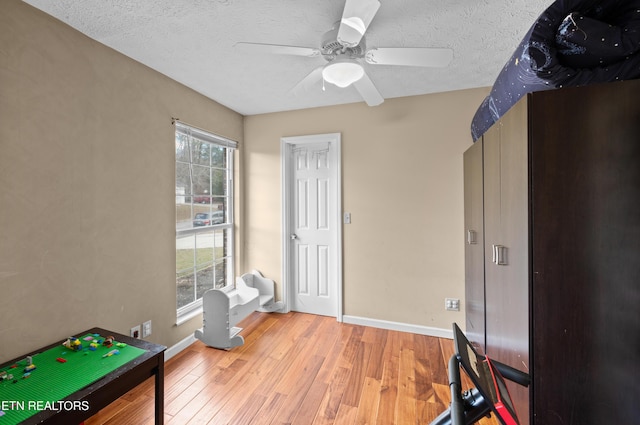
[85,312,498,425]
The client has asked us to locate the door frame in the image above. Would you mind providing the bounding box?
[281,133,343,321]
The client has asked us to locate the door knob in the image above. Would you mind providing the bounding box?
[290,234,298,240]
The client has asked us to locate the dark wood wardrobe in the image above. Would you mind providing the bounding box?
[464,79,640,425]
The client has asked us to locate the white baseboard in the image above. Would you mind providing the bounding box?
[165,316,452,361]
[342,315,453,339]
[165,333,197,361]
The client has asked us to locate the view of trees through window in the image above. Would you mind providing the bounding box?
[175,123,235,315]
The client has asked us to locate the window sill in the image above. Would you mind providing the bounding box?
[176,306,203,326]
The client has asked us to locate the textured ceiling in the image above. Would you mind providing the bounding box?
[23,0,553,116]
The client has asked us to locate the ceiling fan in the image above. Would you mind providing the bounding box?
[235,0,453,106]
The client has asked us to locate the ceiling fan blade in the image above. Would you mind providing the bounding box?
[337,0,381,47]
[365,47,453,67]
[234,42,320,58]
[290,66,324,93]
[353,71,384,106]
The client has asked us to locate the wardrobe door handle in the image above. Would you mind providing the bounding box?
[491,244,508,265]
[495,245,507,265]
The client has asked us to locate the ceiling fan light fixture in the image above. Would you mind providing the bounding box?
[322,59,364,88]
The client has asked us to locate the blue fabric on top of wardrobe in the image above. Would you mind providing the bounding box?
[470,0,640,142]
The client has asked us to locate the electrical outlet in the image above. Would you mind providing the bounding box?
[142,320,152,338]
[445,298,460,311]
[130,325,141,339]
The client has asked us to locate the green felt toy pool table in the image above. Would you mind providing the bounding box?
[0,328,165,425]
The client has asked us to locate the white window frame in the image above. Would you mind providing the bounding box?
[175,121,237,323]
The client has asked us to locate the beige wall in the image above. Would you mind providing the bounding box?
[0,1,243,362]
[2,0,490,363]
[243,88,489,331]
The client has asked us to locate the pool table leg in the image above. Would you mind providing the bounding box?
[155,353,165,425]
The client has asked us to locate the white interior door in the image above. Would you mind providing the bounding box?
[282,134,341,318]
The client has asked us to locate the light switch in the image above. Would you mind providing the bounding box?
[344,212,351,224]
